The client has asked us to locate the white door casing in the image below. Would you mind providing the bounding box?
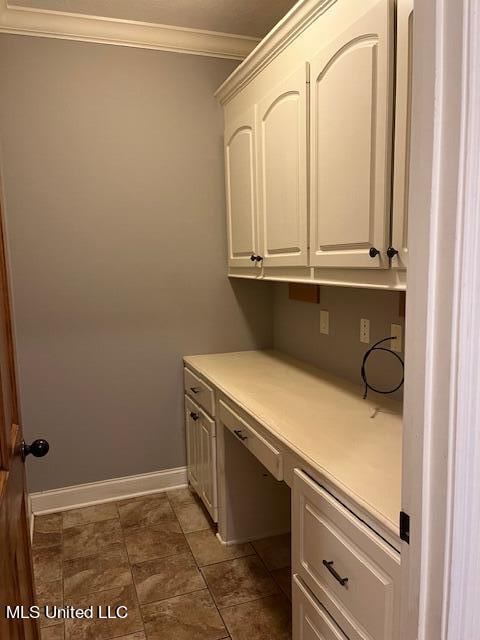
[309,0,393,269]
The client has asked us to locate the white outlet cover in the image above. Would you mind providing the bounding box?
[360,318,370,344]
[320,310,329,335]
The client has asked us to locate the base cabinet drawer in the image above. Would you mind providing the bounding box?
[293,575,347,640]
[184,367,215,417]
[293,469,400,640]
[219,400,283,481]
[185,395,218,522]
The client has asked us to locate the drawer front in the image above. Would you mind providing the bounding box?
[293,575,347,640]
[293,469,400,640]
[184,367,215,417]
[219,400,283,481]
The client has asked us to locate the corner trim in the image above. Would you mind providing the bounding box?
[30,466,188,515]
[0,0,259,60]
[215,0,338,104]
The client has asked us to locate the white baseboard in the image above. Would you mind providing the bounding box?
[216,528,290,547]
[30,466,188,515]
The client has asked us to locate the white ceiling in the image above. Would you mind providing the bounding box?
[9,0,299,38]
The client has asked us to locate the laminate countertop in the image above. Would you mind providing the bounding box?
[184,349,402,536]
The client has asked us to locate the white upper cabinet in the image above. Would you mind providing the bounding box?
[309,0,393,269]
[257,64,309,267]
[391,0,413,269]
[224,106,258,270]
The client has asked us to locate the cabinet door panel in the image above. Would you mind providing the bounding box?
[391,0,413,269]
[310,0,393,269]
[185,406,200,491]
[225,107,258,269]
[258,65,308,266]
[199,422,217,522]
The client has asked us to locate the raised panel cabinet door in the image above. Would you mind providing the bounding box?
[293,575,348,640]
[199,421,218,522]
[185,407,200,492]
[257,64,308,267]
[391,0,414,269]
[224,106,259,269]
[309,0,394,269]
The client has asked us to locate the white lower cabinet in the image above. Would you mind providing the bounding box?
[184,394,218,522]
[293,575,348,640]
[292,469,400,640]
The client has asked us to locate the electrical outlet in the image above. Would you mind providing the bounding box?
[360,318,370,344]
[320,310,329,335]
[391,324,402,352]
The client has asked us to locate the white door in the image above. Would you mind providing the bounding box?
[186,405,200,492]
[309,0,393,269]
[199,419,218,522]
[257,64,309,267]
[391,0,413,269]
[224,106,259,270]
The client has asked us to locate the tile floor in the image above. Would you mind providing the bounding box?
[33,488,292,640]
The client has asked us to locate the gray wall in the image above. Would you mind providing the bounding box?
[0,35,273,492]
[273,284,405,399]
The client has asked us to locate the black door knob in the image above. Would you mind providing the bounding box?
[21,439,50,460]
[387,246,399,258]
[369,247,380,258]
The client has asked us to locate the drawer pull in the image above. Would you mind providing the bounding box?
[190,386,201,394]
[190,412,199,421]
[234,429,248,442]
[323,560,349,587]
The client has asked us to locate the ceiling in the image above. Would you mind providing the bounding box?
[8,0,299,38]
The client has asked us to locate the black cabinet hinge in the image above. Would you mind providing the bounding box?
[400,510,410,544]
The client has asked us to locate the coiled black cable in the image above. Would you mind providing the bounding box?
[361,336,404,400]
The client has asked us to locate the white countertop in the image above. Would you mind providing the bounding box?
[184,349,402,536]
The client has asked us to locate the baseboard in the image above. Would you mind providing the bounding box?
[216,528,290,546]
[30,466,188,515]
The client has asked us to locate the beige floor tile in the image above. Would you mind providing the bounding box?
[173,501,211,534]
[271,567,292,601]
[62,503,119,529]
[221,594,292,640]
[124,521,188,564]
[63,518,123,560]
[117,494,176,531]
[186,528,254,567]
[64,543,131,597]
[33,514,63,549]
[36,579,63,628]
[201,556,278,609]
[132,551,205,604]
[64,585,143,640]
[141,589,228,640]
[33,545,62,584]
[166,487,197,508]
[252,534,291,571]
[41,624,64,640]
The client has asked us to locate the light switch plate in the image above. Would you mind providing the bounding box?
[320,310,329,335]
[360,318,370,344]
[391,324,403,352]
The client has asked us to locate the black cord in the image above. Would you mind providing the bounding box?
[361,336,404,400]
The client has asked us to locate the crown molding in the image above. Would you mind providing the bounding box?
[0,0,259,60]
[215,0,337,104]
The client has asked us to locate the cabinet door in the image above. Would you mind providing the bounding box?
[224,107,258,269]
[185,406,200,492]
[309,0,393,269]
[257,65,308,267]
[293,575,348,640]
[199,419,218,522]
[391,0,413,269]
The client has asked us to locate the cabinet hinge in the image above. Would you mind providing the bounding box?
[400,510,410,544]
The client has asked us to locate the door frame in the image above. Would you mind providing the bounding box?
[400,0,480,638]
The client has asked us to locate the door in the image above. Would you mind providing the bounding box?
[257,64,308,267]
[309,0,394,269]
[199,419,217,522]
[0,198,39,639]
[224,106,259,270]
[391,0,413,269]
[185,402,201,492]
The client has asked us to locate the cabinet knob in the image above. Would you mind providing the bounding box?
[387,246,399,258]
[369,247,380,258]
[190,412,199,421]
[250,254,257,262]
[255,255,263,262]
